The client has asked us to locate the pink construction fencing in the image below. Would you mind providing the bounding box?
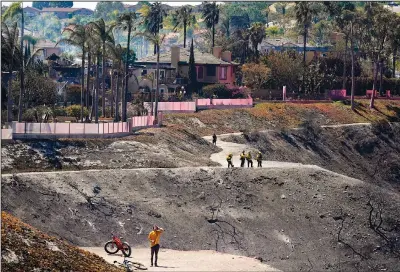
[144,98,254,112]
[328,89,347,100]
[1,129,13,140]
[130,115,156,128]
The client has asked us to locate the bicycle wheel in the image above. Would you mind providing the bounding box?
[104,241,119,254]
[121,242,132,257]
[131,262,148,270]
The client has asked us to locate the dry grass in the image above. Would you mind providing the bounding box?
[1,212,122,272]
[163,100,400,136]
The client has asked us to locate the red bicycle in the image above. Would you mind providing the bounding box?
[104,233,132,257]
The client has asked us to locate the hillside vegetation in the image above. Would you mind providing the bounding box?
[1,212,122,272]
[164,100,400,136]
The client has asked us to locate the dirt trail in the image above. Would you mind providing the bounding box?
[83,247,280,271]
[202,133,362,185]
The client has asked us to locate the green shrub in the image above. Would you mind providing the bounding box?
[202,84,231,98]
[66,105,89,121]
[53,107,67,117]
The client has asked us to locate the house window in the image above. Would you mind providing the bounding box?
[142,69,147,76]
[220,66,227,80]
[198,66,204,79]
[206,65,216,77]
[160,70,165,79]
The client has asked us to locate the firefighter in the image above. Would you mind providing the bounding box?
[256,151,263,167]
[212,133,217,145]
[227,153,234,168]
[240,150,246,167]
[246,151,253,168]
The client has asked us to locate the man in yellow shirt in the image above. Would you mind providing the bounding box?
[148,225,164,267]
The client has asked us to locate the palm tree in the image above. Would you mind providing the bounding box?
[201,2,219,50]
[1,22,20,124]
[2,2,25,122]
[89,19,115,117]
[57,24,90,122]
[248,22,266,61]
[294,2,315,64]
[117,12,138,122]
[139,31,166,122]
[172,5,196,48]
[107,43,124,121]
[139,2,167,55]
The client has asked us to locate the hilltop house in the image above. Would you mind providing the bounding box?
[40,7,93,19]
[129,46,239,98]
[35,40,62,60]
[259,38,331,63]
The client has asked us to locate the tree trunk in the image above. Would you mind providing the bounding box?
[303,24,307,64]
[115,71,120,121]
[212,22,215,50]
[110,68,114,118]
[155,45,160,123]
[342,36,348,90]
[370,59,378,109]
[379,60,383,96]
[95,52,100,123]
[80,47,85,122]
[183,21,187,48]
[7,70,13,124]
[350,23,355,111]
[122,25,132,122]
[393,48,397,78]
[101,42,106,117]
[86,52,91,109]
[18,8,25,122]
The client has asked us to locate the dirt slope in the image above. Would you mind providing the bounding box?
[222,122,400,190]
[1,212,122,272]
[2,167,400,271]
[1,128,220,174]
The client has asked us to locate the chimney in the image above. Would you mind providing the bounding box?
[221,51,232,62]
[213,46,222,59]
[171,46,180,69]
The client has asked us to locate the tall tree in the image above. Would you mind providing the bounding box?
[357,3,392,108]
[139,2,166,55]
[139,32,166,122]
[324,2,356,91]
[1,22,20,123]
[2,2,25,121]
[388,14,400,80]
[248,22,266,61]
[172,5,196,48]
[294,2,315,64]
[58,24,90,122]
[89,18,115,117]
[117,12,138,122]
[201,2,220,50]
[188,39,197,95]
[107,43,124,121]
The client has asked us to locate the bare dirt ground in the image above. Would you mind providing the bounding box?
[2,165,400,271]
[1,128,220,174]
[222,122,400,191]
[83,247,280,271]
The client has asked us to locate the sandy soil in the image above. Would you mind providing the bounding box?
[83,247,280,271]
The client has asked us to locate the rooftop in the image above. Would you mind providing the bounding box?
[41,7,88,12]
[137,48,238,66]
[36,40,58,48]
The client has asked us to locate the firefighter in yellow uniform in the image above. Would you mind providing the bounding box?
[246,152,253,167]
[256,151,263,167]
[240,150,246,167]
[227,153,234,168]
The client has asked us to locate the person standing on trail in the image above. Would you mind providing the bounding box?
[246,151,253,168]
[240,151,246,167]
[256,151,263,167]
[227,153,234,168]
[212,133,217,145]
[148,225,164,267]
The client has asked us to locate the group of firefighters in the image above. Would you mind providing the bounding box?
[226,150,262,168]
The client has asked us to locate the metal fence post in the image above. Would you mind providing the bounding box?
[68,123,71,138]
